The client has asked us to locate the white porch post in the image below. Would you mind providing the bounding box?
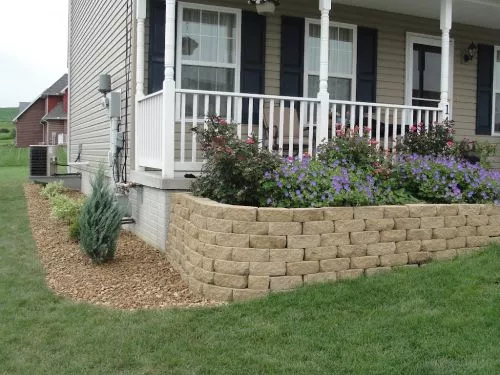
[162,0,177,179]
[439,0,452,120]
[317,0,331,146]
[135,0,146,171]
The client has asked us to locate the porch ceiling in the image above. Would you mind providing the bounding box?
[334,0,500,30]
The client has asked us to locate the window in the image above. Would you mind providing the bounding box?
[304,21,356,100]
[493,47,500,135]
[176,3,241,116]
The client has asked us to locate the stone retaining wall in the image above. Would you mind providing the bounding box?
[166,194,500,301]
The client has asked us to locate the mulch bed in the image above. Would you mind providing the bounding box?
[25,183,217,310]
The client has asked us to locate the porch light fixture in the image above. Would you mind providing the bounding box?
[248,0,280,15]
[463,42,477,63]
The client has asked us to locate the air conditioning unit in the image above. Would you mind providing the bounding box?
[29,145,57,177]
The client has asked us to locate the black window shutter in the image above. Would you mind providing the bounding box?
[476,44,494,135]
[280,16,305,97]
[241,11,266,123]
[241,11,266,94]
[356,27,378,103]
[148,0,166,94]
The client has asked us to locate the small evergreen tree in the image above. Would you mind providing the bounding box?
[79,165,123,264]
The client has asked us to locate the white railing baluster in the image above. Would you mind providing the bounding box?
[359,105,364,136]
[376,107,381,150]
[248,98,254,138]
[308,102,314,152]
[367,106,373,136]
[392,108,398,151]
[384,107,390,151]
[425,110,430,131]
[288,100,295,157]
[332,103,337,138]
[215,95,221,117]
[410,108,414,128]
[268,100,275,152]
[192,94,198,162]
[401,108,406,137]
[180,93,186,163]
[341,104,346,129]
[226,96,232,124]
[258,99,264,149]
[417,110,422,125]
[350,104,356,131]
[204,95,209,127]
[236,96,242,138]
[279,100,285,156]
[299,101,305,156]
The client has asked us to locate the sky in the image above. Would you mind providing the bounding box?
[0,0,68,108]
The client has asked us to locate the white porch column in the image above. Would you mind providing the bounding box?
[136,0,146,98]
[135,0,146,172]
[440,0,452,119]
[162,0,177,179]
[317,0,332,146]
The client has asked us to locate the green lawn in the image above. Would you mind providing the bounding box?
[1,166,500,374]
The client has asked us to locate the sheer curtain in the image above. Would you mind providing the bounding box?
[306,23,353,101]
[180,7,237,116]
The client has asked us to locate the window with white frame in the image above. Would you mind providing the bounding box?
[304,21,357,101]
[176,3,241,116]
[493,47,500,135]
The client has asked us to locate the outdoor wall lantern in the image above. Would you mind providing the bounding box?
[463,42,477,63]
[248,0,280,15]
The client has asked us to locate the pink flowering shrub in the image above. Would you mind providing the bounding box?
[317,125,384,170]
[191,116,281,205]
[395,120,455,157]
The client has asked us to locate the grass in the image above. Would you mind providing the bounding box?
[1,166,500,374]
[0,145,28,167]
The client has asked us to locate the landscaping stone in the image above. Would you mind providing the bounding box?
[249,262,286,276]
[269,249,304,262]
[270,276,303,290]
[214,260,249,276]
[304,247,337,261]
[268,222,302,236]
[320,258,350,272]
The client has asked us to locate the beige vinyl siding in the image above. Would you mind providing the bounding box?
[145,0,500,168]
[69,0,134,174]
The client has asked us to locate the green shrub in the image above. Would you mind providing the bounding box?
[450,138,496,167]
[41,181,66,199]
[317,126,383,169]
[191,116,281,206]
[395,120,454,156]
[79,165,123,264]
[69,219,80,242]
[50,194,85,223]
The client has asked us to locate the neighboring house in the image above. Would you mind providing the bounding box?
[68,0,500,250]
[14,74,68,147]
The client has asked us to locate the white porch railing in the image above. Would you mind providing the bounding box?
[328,100,442,152]
[174,89,321,171]
[136,90,163,169]
[135,89,443,174]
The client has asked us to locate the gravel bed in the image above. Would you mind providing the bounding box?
[25,183,217,310]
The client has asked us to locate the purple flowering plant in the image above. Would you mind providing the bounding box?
[261,154,418,208]
[393,154,500,204]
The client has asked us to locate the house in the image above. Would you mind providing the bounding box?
[14,74,68,147]
[67,0,500,250]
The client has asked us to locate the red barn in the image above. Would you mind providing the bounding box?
[13,74,68,147]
